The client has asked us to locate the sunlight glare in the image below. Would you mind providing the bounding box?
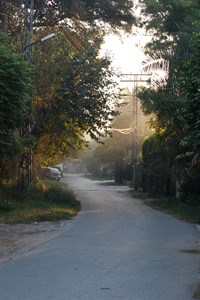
[101,34,148,74]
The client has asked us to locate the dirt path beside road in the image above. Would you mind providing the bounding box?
[0,221,71,263]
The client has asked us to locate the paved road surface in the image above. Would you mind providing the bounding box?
[0,174,200,300]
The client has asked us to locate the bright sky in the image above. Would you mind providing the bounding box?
[100,30,152,92]
[100,1,153,75]
[101,34,146,73]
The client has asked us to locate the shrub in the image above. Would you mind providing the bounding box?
[179,167,200,206]
[0,197,14,212]
[44,187,80,209]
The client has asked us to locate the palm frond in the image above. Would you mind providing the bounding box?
[141,54,169,73]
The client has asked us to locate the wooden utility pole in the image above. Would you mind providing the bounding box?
[23,0,34,61]
[121,73,151,189]
[20,0,34,189]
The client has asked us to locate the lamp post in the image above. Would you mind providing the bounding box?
[21,33,56,190]
[23,33,56,52]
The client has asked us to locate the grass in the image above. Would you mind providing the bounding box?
[193,284,200,299]
[128,189,200,223]
[144,196,200,224]
[0,179,81,224]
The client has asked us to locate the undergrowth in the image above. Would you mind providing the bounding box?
[0,180,81,224]
[146,197,200,224]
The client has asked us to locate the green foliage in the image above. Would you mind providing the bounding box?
[1,1,135,34]
[0,1,24,45]
[147,196,200,224]
[0,181,81,224]
[55,41,118,139]
[0,33,33,140]
[138,1,200,198]
[142,134,168,195]
[176,30,200,163]
[33,0,135,31]
[0,32,34,181]
[178,167,200,206]
[0,198,14,212]
[0,1,136,182]
[5,208,76,224]
[33,36,118,167]
[44,187,80,208]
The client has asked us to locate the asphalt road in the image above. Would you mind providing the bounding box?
[0,174,200,300]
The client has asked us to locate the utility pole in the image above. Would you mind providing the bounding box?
[121,73,151,189]
[20,0,34,189]
[23,0,34,61]
[3,2,8,30]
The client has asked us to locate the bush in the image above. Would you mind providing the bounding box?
[179,167,200,206]
[0,197,14,212]
[0,182,81,223]
[44,187,80,209]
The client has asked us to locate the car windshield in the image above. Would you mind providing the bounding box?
[51,168,60,174]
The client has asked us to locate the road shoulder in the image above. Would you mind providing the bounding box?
[0,221,71,263]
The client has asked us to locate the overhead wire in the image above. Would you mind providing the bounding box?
[35,1,87,54]
[112,120,134,135]
[111,127,146,137]
[36,1,107,54]
[3,1,107,55]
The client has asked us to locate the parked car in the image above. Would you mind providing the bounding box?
[53,165,63,177]
[41,167,62,181]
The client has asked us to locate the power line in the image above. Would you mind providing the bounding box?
[35,0,87,54]
[120,73,151,187]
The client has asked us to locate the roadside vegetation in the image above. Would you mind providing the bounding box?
[0,1,134,225]
[0,1,135,191]
[128,189,200,224]
[83,0,200,215]
[145,197,200,224]
[0,180,81,224]
[1,1,200,223]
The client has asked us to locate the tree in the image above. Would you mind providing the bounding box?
[142,134,172,195]
[138,0,200,197]
[32,37,118,167]
[0,1,135,182]
[174,27,200,203]
[1,0,135,35]
[177,28,200,163]
[0,33,34,181]
[33,0,135,31]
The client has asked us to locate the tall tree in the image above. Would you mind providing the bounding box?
[33,0,135,31]
[32,36,118,166]
[0,0,135,181]
[137,0,200,196]
[0,33,34,181]
[1,0,135,34]
[177,27,200,163]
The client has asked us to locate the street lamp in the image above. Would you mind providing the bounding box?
[23,33,56,51]
[21,33,56,190]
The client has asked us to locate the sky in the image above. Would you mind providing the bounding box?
[100,30,153,93]
[100,0,152,76]
[101,33,147,74]
[99,0,156,93]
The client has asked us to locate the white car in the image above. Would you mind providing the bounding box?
[42,167,62,181]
